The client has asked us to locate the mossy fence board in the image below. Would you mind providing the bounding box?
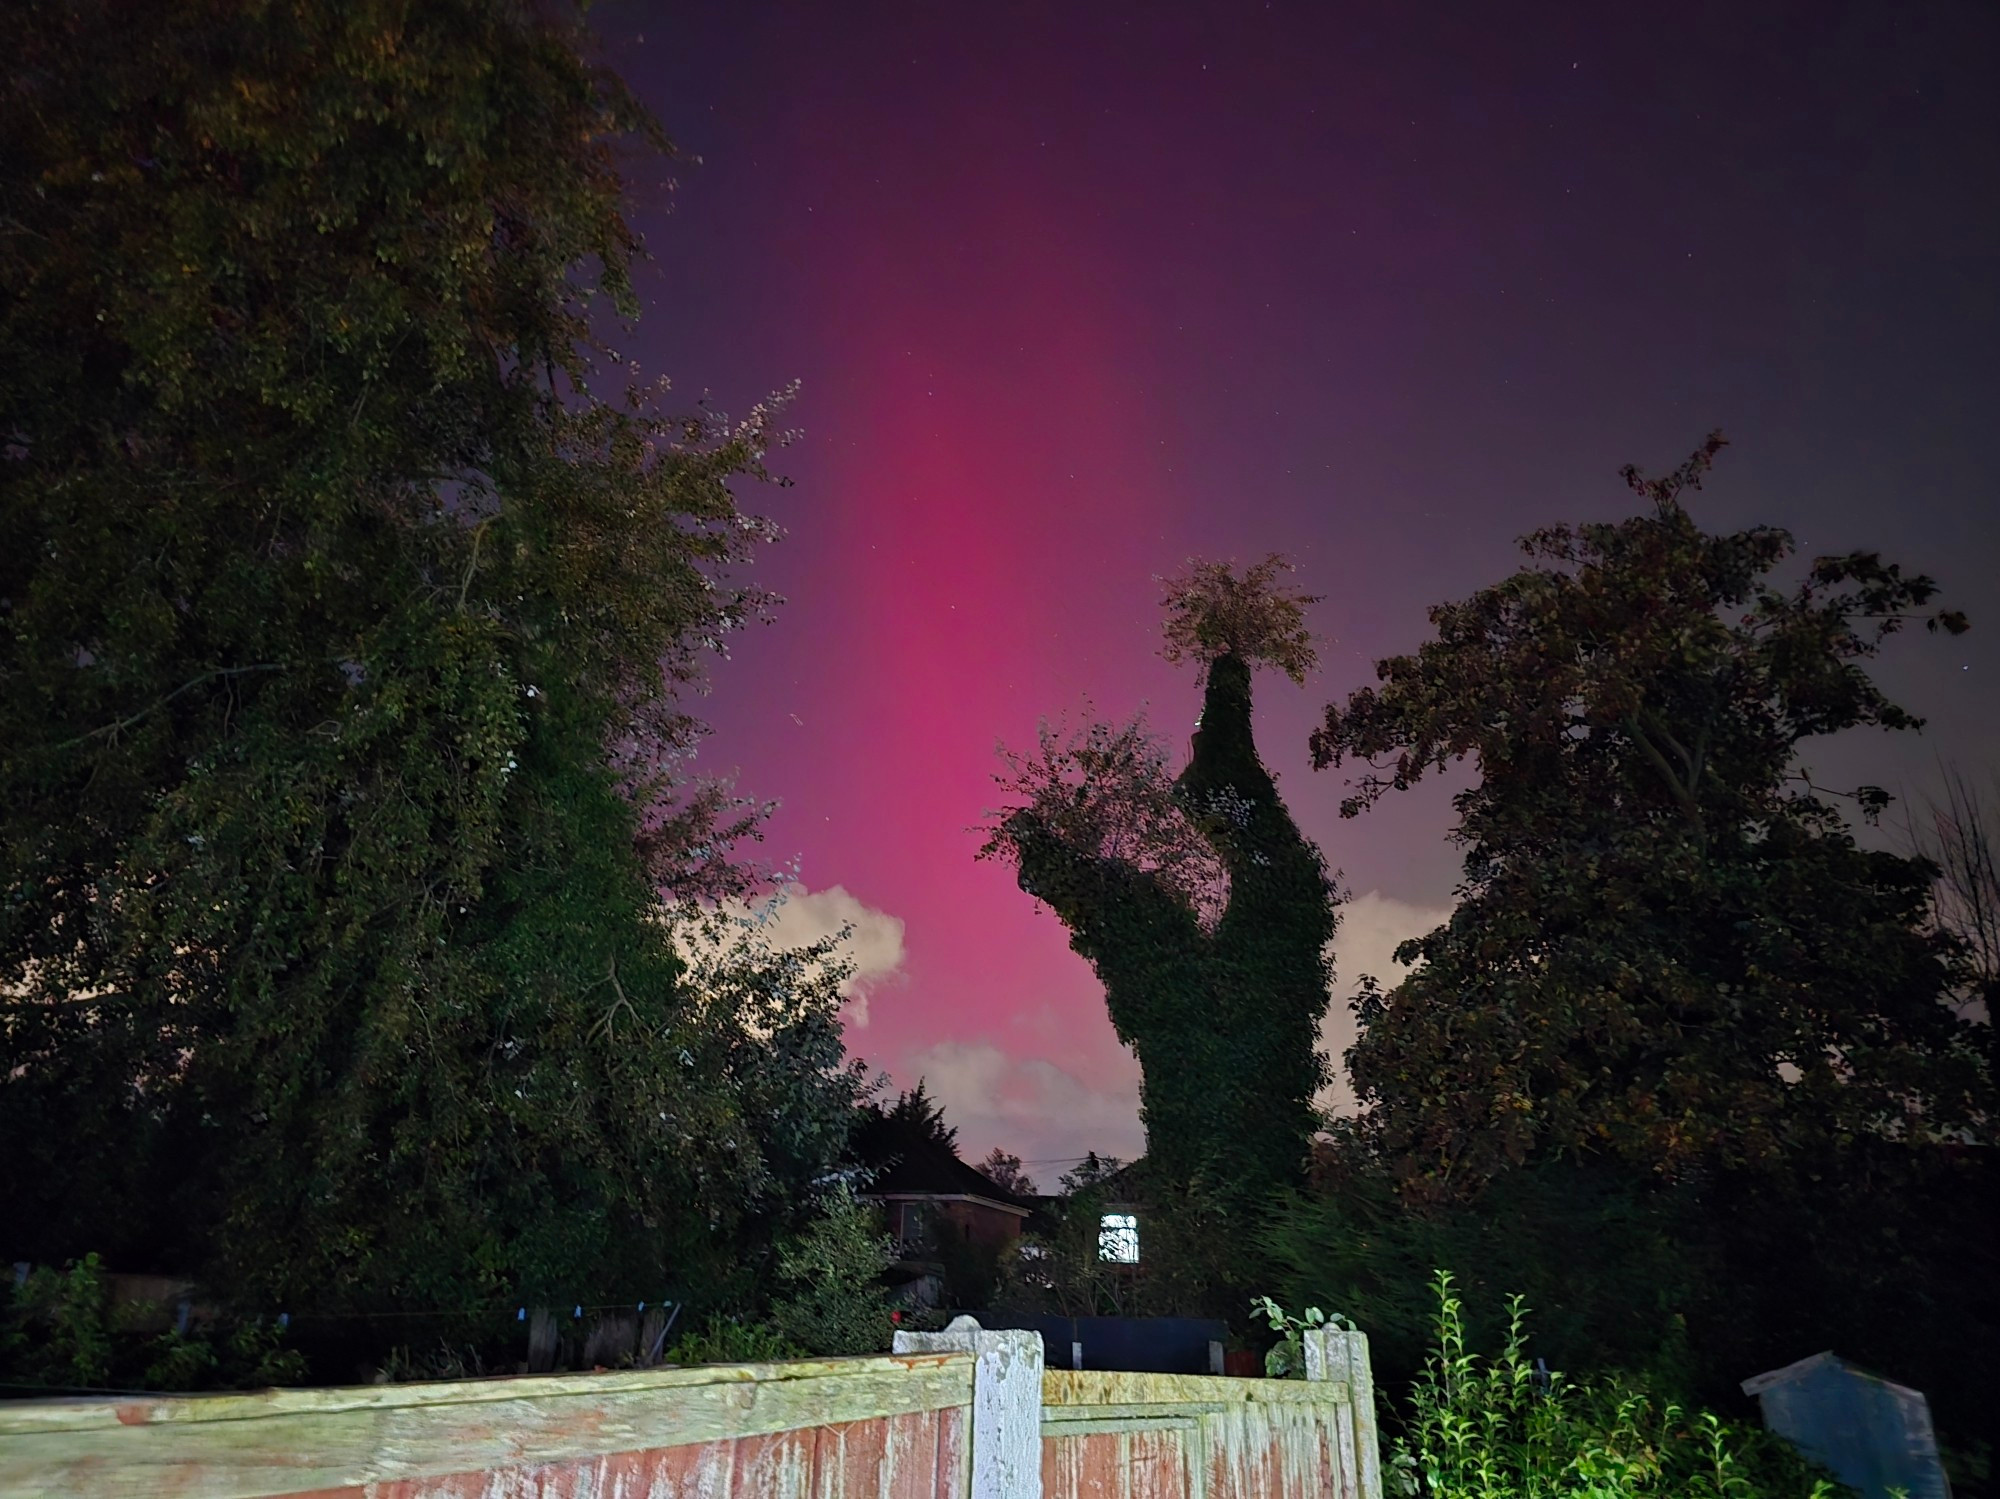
[0,1323,1381,1498]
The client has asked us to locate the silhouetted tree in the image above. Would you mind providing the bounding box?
[1900,761,2000,1076]
[978,1148,1037,1198]
[1312,433,1986,1193]
[0,0,854,1321]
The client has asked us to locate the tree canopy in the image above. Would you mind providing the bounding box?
[1312,435,1987,1192]
[0,0,854,1317]
[854,1080,960,1159]
[1159,552,1323,685]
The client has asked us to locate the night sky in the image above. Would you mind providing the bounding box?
[592,1,1999,1176]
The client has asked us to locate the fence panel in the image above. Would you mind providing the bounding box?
[2,1321,1377,1499]
[0,1353,973,1499]
[1039,1361,1379,1499]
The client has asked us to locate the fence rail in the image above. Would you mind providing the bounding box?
[0,1321,1380,1499]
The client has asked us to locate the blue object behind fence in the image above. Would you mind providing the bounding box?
[1741,1350,1950,1499]
[986,1314,1228,1374]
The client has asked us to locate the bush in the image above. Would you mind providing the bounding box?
[1261,1144,1998,1482]
[1260,1159,1706,1399]
[993,1157,1252,1324]
[769,1186,896,1356]
[1,1254,307,1393]
[662,1314,804,1365]
[1388,1271,1844,1499]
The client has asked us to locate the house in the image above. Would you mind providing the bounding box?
[858,1129,1032,1256]
[851,1112,1032,1308]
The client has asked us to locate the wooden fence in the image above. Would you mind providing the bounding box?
[0,1320,1380,1498]
[1042,1369,1379,1499]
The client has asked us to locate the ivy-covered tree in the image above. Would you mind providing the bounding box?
[1312,435,1987,1194]
[982,557,1340,1210]
[0,0,853,1317]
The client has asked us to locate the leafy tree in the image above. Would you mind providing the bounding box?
[0,0,852,1321]
[992,1152,1242,1322]
[982,557,1340,1210]
[1,1253,308,1394]
[1312,435,1986,1192]
[997,1154,1138,1319]
[874,1080,959,1151]
[978,1148,1037,1198]
[1261,1155,1712,1398]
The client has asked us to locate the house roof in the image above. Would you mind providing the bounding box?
[854,1127,1033,1212]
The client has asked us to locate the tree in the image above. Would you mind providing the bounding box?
[1311,434,1986,1193]
[978,1148,1037,1199]
[1899,761,2000,1074]
[996,1154,1136,1319]
[0,0,847,1318]
[982,556,1340,1210]
[882,1080,959,1150]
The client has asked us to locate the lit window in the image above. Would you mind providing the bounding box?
[1098,1212,1139,1264]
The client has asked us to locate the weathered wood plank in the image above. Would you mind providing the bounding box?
[932,1397,968,1498]
[1042,1429,1126,1499]
[1040,1371,1347,1409]
[263,1439,747,1498]
[811,1417,888,1499]
[1043,1404,1225,1424]
[1125,1427,1191,1499]
[883,1409,939,1499]
[0,1358,974,1499]
[731,1425,818,1497]
[0,1354,970,1436]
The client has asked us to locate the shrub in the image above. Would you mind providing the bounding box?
[1251,1294,1356,1378]
[1,1254,306,1393]
[769,1185,896,1356]
[662,1314,804,1365]
[1388,1271,1844,1499]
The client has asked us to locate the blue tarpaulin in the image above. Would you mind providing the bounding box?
[1741,1350,1950,1499]
[984,1314,1228,1374]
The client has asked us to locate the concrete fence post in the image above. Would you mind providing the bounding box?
[895,1316,1044,1499]
[1305,1325,1384,1499]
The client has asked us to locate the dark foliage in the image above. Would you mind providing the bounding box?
[0,0,858,1342]
[1313,435,1986,1191]
[1262,1142,1998,1487]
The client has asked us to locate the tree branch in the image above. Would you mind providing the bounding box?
[48,664,284,753]
[1623,715,1705,840]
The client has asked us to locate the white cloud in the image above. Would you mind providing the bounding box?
[754,884,906,1028]
[679,883,905,1028]
[1321,889,1454,1114]
[897,1040,1146,1187]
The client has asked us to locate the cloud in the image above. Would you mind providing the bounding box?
[1321,889,1454,1114]
[681,883,906,1028]
[756,884,906,1027]
[897,1040,1146,1187]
